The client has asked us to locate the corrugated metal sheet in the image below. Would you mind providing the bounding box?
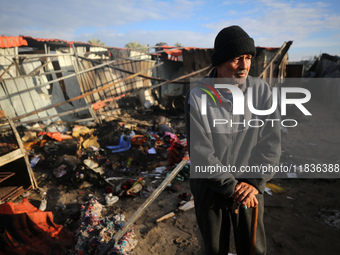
[0,36,28,48]
[0,75,60,123]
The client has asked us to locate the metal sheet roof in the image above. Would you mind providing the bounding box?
[22,36,93,50]
[0,36,28,48]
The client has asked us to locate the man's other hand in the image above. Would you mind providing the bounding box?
[232,182,259,208]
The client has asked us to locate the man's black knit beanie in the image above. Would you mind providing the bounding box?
[211,25,256,67]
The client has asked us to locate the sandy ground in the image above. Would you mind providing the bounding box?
[12,98,340,255]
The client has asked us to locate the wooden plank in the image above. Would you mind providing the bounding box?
[103,68,116,98]
[78,60,97,102]
[0,148,24,167]
[0,172,15,183]
[0,186,25,201]
[12,59,23,76]
[5,116,38,188]
[0,62,15,80]
[258,41,291,79]
[96,70,108,101]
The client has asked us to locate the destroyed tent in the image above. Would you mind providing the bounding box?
[0,36,157,125]
[0,36,215,127]
[0,35,297,255]
[303,53,340,113]
[0,35,292,125]
[306,53,340,78]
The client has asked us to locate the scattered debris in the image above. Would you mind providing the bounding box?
[266,183,286,194]
[318,209,340,230]
[75,196,138,255]
[157,193,194,223]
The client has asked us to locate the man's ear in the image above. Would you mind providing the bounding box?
[216,65,221,77]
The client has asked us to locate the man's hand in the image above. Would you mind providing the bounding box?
[232,182,259,208]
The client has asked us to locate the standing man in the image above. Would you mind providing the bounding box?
[185,26,281,254]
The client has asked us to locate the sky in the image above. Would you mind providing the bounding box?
[1,0,340,62]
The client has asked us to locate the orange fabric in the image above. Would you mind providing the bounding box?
[38,132,63,141]
[164,49,182,56]
[0,198,37,214]
[0,198,74,255]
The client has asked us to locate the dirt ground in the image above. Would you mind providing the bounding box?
[10,98,340,255]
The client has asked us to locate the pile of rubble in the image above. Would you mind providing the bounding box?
[0,114,190,255]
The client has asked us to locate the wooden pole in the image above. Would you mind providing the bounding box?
[258,41,292,79]
[12,58,23,76]
[98,159,188,255]
[11,62,163,122]
[250,206,259,255]
[5,116,38,188]
[0,62,15,80]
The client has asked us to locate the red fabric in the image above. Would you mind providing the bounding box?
[0,199,74,254]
